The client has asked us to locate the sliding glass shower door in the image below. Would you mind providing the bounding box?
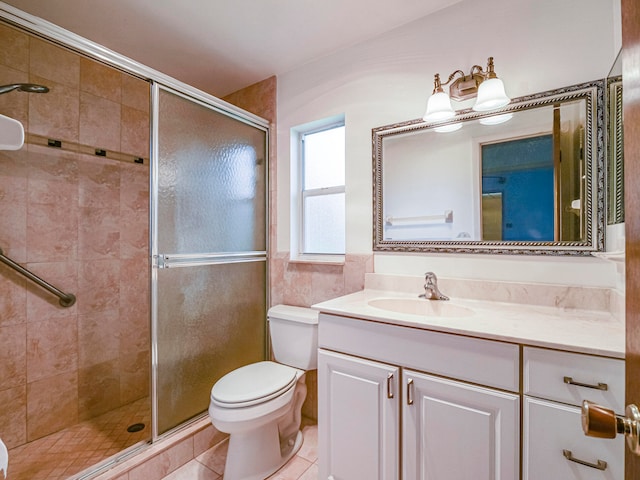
[151,85,268,435]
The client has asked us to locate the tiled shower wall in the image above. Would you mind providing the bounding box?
[0,23,150,448]
[224,77,373,421]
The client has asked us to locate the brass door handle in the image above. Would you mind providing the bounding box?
[582,400,640,456]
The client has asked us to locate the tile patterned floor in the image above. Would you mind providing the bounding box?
[6,398,150,480]
[160,422,318,480]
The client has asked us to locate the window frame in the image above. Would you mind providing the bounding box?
[291,118,346,263]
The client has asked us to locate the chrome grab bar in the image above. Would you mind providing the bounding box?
[0,248,76,307]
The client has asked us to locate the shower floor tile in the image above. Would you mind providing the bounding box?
[7,397,150,480]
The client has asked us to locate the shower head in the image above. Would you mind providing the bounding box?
[0,83,50,95]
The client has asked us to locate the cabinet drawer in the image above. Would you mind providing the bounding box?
[319,313,519,392]
[524,347,624,413]
[523,397,623,480]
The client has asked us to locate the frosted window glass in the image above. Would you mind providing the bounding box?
[303,192,345,254]
[156,262,266,434]
[157,89,267,254]
[303,126,345,189]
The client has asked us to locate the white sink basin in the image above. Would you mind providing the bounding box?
[368,298,474,318]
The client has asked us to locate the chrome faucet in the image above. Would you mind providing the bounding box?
[419,272,449,301]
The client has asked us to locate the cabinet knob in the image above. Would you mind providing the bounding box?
[582,400,640,456]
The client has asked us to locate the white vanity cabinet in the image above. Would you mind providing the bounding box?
[318,313,520,480]
[318,349,400,480]
[523,347,625,480]
[402,370,519,480]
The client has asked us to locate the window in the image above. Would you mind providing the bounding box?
[293,119,345,258]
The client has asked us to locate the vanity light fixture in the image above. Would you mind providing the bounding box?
[423,57,510,122]
[434,123,463,133]
[479,113,513,125]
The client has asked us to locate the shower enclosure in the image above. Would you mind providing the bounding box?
[152,86,268,436]
[0,9,268,479]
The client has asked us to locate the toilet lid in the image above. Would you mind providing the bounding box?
[211,361,298,407]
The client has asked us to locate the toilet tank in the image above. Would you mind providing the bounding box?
[268,304,318,370]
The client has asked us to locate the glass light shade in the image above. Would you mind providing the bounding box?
[472,77,510,112]
[479,113,513,125]
[434,122,463,133]
[423,91,455,122]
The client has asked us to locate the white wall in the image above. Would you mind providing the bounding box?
[277,0,622,287]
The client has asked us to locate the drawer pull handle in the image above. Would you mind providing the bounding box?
[387,373,394,399]
[563,376,608,391]
[562,449,607,471]
[407,378,414,405]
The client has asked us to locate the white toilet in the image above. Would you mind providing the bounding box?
[208,304,318,480]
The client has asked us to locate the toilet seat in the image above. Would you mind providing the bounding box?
[211,361,298,408]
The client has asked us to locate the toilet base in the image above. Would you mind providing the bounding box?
[224,427,303,480]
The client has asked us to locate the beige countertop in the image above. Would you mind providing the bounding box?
[313,288,625,359]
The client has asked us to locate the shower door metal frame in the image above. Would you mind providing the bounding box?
[149,82,270,441]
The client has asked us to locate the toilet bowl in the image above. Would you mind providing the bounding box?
[208,305,318,480]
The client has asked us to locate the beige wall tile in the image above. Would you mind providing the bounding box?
[29,38,79,89]
[78,359,121,420]
[26,201,78,262]
[0,64,29,125]
[162,460,221,480]
[0,23,29,72]
[121,74,150,113]
[0,323,26,389]
[27,76,79,142]
[195,439,228,475]
[79,92,121,152]
[193,425,228,457]
[26,315,77,382]
[26,371,78,441]
[128,437,194,480]
[78,205,121,259]
[25,261,77,322]
[119,349,149,404]
[0,271,27,327]
[121,106,149,158]
[27,145,79,205]
[80,57,122,103]
[119,163,148,259]
[0,149,28,262]
[77,259,120,315]
[78,310,120,368]
[0,385,27,448]
[78,155,120,208]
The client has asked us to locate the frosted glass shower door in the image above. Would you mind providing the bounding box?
[152,85,268,435]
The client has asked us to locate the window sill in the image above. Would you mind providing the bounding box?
[288,254,345,266]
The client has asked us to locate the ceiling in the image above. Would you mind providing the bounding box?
[3,0,461,97]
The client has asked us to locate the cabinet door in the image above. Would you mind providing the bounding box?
[403,370,519,480]
[523,397,624,479]
[318,349,400,480]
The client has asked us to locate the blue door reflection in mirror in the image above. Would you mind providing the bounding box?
[481,135,554,241]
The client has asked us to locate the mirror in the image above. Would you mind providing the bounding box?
[607,50,623,225]
[373,79,605,255]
